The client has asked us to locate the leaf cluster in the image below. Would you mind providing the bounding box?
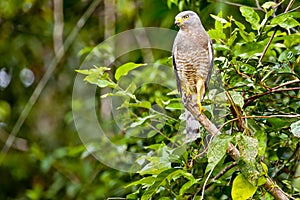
[77,2,300,199]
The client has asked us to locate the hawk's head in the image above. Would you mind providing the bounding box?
[174,11,201,29]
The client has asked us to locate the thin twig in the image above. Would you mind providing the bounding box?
[212,161,238,182]
[0,129,28,151]
[226,91,249,133]
[244,114,300,119]
[244,87,300,108]
[290,5,300,13]
[258,29,277,64]
[284,0,295,12]
[204,161,238,189]
[219,114,300,131]
[258,0,295,64]
[255,0,264,12]
[272,79,300,90]
[213,0,260,10]
[148,124,173,142]
[201,166,215,200]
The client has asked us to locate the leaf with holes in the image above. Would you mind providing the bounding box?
[206,134,232,173]
[236,134,258,165]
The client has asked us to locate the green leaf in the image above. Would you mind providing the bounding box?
[267,118,291,129]
[206,134,232,173]
[214,44,230,51]
[240,64,256,75]
[238,161,261,186]
[254,131,267,157]
[125,82,137,94]
[141,169,181,200]
[75,69,90,75]
[260,162,268,174]
[257,176,267,186]
[229,91,244,108]
[227,31,237,47]
[208,11,226,42]
[125,176,155,188]
[115,62,146,81]
[78,67,116,88]
[271,12,300,29]
[165,102,184,110]
[96,79,116,88]
[178,170,195,181]
[207,29,226,41]
[290,120,300,138]
[261,2,276,10]
[138,156,171,175]
[126,192,138,199]
[240,6,260,30]
[283,34,300,48]
[234,21,256,42]
[236,134,258,165]
[210,14,228,24]
[130,115,156,128]
[129,101,151,109]
[179,179,198,195]
[234,41,265,58]
[215,10,224,30]
[232,174,257,200]
[145,144,163,151]
[76,66,110,76]
[234,20,245,30]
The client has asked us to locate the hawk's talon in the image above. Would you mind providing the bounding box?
[198,103,205,114]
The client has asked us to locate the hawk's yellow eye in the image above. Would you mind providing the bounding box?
[183,15,189,19]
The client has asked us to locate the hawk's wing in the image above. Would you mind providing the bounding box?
[172,49,182,96]
[204,39,214,90]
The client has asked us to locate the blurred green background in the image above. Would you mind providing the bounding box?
[0,0,299,199]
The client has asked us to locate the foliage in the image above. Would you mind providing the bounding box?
[77,1,300,199]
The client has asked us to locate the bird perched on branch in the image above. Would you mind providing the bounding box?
[172,11,214,142]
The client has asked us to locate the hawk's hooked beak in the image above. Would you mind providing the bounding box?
[175,17,183,26]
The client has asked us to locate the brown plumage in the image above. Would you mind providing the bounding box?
[172,11,214,142]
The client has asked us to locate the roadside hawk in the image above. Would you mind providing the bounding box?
[172,11,214,142]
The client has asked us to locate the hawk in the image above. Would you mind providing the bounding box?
[172,11,214,142]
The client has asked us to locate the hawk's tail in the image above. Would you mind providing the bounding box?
[185,109,212,146]
[185,109,200,143]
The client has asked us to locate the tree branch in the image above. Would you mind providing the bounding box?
[244,85,300,108]
[212,0,261,10]
[185,103,289,200]
[219,114,300,131]
[204,161,238,189]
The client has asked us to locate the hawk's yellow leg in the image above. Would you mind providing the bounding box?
[185,85,192,96]
[196,78,205,114]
